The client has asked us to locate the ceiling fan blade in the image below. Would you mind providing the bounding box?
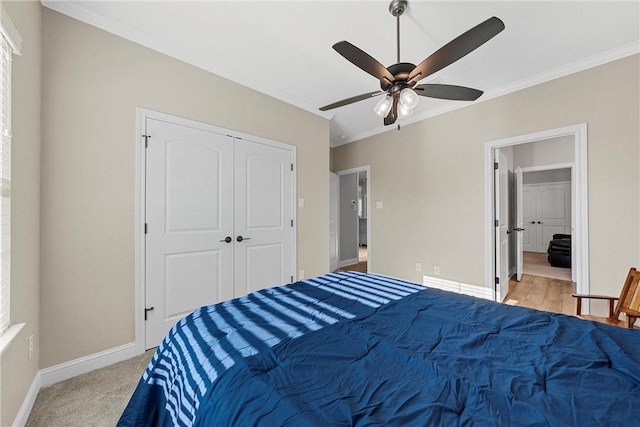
[414,84,483,101]
[333,41,395,84]
[383,97,398,126]
[319,91,385,111]
[408,16,505,84]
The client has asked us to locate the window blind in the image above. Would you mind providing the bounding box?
[0,34,11,334]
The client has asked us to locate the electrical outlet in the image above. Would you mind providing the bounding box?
[298,270,305,280]
[433,266,440,276]
[415,263,421,272]
[28,334,34,360]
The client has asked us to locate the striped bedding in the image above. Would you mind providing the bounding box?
[118,272,640,426]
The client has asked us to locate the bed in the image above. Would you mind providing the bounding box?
[119,272,640,426]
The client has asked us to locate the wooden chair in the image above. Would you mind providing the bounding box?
[571,268,640,328]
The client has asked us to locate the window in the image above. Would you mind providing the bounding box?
[0,6,21,336]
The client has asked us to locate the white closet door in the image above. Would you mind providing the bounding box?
[233,139,294,297]
[145,119,234,348]
[536,183,571,252]
[522,182,571,253]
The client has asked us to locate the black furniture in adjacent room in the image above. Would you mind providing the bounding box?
[548,233,571,268]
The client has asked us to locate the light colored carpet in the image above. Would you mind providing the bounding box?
[523,251,571,281]
[25,349,155,427]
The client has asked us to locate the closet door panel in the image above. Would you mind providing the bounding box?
[234,139,294,297]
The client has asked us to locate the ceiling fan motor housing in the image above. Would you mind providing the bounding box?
[382,62,417,90]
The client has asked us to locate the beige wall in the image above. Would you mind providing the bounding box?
[513,135,575,168]
[1,1,41,425]
[332,55,640,298]
[40,8,329,368]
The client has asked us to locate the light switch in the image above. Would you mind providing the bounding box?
[376,201,383,209]
[298,198,305,208]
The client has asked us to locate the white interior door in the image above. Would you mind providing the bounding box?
[515,167,524,281]
[536,183,571,252]
[329,172,339,272]
[495,150,510,300]
[521,185,536,252]
[145,119,234,349]
[234,139,294,296]
[522,182,571,253]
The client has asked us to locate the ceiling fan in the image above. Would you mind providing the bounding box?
[319,0,505,126]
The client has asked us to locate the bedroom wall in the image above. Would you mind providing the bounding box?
[513,135,575,168]
[332,54,640,301]
[40,8,329,369]
[1,1,41,425]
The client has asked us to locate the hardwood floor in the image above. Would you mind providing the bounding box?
[336,260,367,273]
[336,247,368,273]
[504,274,576,316]
[336,247,577,317]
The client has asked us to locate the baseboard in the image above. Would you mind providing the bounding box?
[423,275,494,300]
[13,371,41,427]
[40,341,139,387]
[338,258,359,268]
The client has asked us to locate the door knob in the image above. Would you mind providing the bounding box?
[220,236,232,243]
[236,235,251,242]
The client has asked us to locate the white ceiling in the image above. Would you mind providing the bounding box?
[42,1,640,147]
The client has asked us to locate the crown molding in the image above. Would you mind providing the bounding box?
[41,1,332,120]
[334,40,640,147]
[40,1,638,146]
[1,4,23,55]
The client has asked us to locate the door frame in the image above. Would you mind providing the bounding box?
[484,123,589,306]
[335,166,371,273]
[134,107,297,353]
[329,172,340,272]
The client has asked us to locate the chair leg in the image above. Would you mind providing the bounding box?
[608,299,615,318]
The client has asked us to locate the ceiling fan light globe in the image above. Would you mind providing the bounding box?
[399,88,420,110]
[374,95,393,117]
[398,103,414,118]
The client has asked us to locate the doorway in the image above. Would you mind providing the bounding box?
[485,124,589,311]
[334,167,370,273]
[520,166,573,282]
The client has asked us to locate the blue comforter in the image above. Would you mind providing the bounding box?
[119,272,640,426]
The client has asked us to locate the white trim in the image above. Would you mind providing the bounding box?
[40,1,332,121]
[339,258,359,268]
[484,124,589,308]
[422,275,494,301]
[519,163,574,174]
[13,342,140,426]
[39,341,138,388]
[13,370,41,427]
[135,108,297,352]
[0,322,24,355]
[134,108,146,356]
[0,5,23,55]
[335,42,638,147]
